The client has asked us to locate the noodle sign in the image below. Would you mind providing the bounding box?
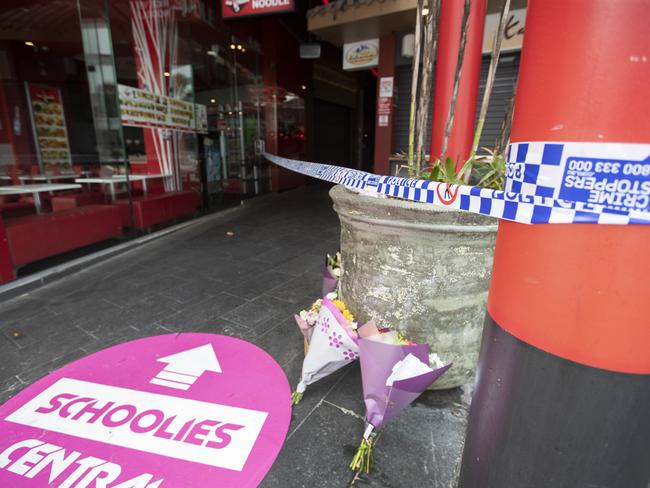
[0,333,291,487]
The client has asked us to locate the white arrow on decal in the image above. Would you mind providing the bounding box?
[150,344,221,391]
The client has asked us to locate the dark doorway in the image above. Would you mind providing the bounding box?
[312,99,351,166]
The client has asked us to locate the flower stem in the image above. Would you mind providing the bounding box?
[349,433,377,474]
[291,391,303,405]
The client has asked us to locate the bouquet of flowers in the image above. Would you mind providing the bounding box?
[294,291,337,343]
[322,251,342,296]
[350,322,452,473]
[292,294,359,405]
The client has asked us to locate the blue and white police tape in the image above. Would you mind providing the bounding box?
[264,141,650,225]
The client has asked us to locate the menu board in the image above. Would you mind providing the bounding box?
[118,84,207,134]
[25,83,72,170]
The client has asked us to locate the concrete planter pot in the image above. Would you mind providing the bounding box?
[330,185,497,389]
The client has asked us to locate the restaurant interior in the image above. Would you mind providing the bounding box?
[0,0,309,284]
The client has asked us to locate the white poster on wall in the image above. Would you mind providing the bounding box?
[379,77,394,98]
[343,39,379,71]
[483,8,526,53]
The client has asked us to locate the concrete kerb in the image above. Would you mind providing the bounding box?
[0,192,279,303]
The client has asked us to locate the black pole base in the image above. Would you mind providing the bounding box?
[458,314,650,488]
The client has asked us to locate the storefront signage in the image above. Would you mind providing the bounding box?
[377,77,393,127]
[25,84,72,171]
[483,8,526,53]
[0,333,291,487]
[221,0,295,19]
[118,85,208,134]
[343,39,379,71]
[379,76,394,98]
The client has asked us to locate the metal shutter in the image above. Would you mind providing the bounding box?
[475,53,521,152]
[393,64,433,155]
[393,52,520,156]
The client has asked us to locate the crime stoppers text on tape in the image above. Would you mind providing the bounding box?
[264,141,650,225]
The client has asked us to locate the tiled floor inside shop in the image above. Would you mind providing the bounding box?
[0,184,468,488]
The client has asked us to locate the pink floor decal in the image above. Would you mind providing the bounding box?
[0,333,292,487]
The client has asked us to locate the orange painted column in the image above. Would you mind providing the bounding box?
[458,1,650,486]
[429,0,486,167]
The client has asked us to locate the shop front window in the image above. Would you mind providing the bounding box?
[194,33,267,200]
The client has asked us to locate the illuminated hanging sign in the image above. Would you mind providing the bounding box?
[343,39,379,71]
[118,84,208,134]
[221,0,294,19]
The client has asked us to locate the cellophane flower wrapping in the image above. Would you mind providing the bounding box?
[294,292,337,344]
[292,298,359,404]
[350,323,452,473]
[322,252,341,296]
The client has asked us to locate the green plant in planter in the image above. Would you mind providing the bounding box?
[423,149,506,190]
[407,0,512,190]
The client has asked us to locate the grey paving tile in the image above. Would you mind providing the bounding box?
[281,353,353,435]
[273,252,325,277]
[160,292,248,331]
[0,345,28,378]
[0,376,25,404]
[160,279,225,304]
[17,348,87,385]
[250,245,309,267]
[222,295,296,331]
[0,295,51,322]
[251,316,304,368]
[356,405,467,488]
[2,309,89,349]
[266,272,323,307]
[261,401,364,488]
[184,317,252,340]
[225,270,295,300]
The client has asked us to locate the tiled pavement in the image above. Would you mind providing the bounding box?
[0,184,469,488]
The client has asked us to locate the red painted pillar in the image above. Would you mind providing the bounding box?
[458,1,650,486]
[429,0,486,167]
[373,34,395,176]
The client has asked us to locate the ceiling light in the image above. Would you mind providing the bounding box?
[210,98,216,103]
[237,44,243,50]
[241,47,246,53]
[164,71,170,77]
[25,41,34,47]
[422,7,429,15]
[301,85,307,90]
[230,43,236,50]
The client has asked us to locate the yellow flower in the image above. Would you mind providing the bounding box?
[332,299,355,323]
[310,298,323,313]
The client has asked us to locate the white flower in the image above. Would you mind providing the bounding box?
[325,291,338,300]
[332,268,341,277]
[306,312,318,326]
[428,353,445,369]
[299,310,309,321]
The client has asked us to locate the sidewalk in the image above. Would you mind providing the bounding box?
[0,184,468,488]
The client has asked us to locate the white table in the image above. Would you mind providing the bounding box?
[75,174,171,201]
[19,174,77,184]
[0,183,81,213]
